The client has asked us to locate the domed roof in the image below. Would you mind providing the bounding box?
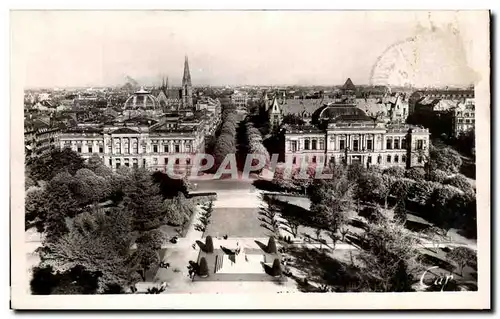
[312,103,372,124]
[123,86,159,110]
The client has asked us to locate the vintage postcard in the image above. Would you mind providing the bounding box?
[10,10,490,309]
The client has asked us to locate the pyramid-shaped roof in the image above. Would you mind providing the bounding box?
[343,78,356,91]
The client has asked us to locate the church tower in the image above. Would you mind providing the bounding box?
[181,55,193,108]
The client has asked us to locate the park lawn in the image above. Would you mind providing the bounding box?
[204,207,270,238]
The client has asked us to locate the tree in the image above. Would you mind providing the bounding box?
[427,169,449,183]
[383,166,405,179]
[73,168,112,205]
[30,266,59,295]
[444,174,474,194]
[426,185,463,235]
[165,192,194,227]
[271,259,282,277]
[25,187,50,232]
[394,200,407,224]
[447,246,477,276]
[198,257,209,277]
[309,174,354,236]
[39,209,140,292]
[267,236,277,253]
[429,145,463,174]
[122,169,165,232]
[205,236,214,253]
[455,129,475,157]
[28,148,85,182]
[44,172,79,242]
[407,180,439,206]
[356,219,420,292]
[405,167,426,180]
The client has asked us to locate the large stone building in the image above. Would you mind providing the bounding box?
[24,119,61,159]
[59,116,205,171]
[452,96,475,137]
[283,105,430,169]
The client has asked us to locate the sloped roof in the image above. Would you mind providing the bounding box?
[343,78,356,91]
[312,104,371,123]
[111,127,139,134]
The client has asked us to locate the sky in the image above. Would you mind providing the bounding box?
[11,11,481,88]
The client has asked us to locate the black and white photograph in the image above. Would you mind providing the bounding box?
[9,9,490,310]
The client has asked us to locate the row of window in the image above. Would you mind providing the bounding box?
[292,138,418,152]
[456,112,475,117]
[109,157,192,169]
[289,154,413,165]
[458,119,475,124]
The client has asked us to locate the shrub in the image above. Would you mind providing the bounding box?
[271,259,282,277]
[405,167,426,180]
[198,257,209,277]
[444,174,474,193]
[267,236,277,253]
[205,236,214,253]
[427,169,449,183]
[383,166,405,179]
[407,180,439,206]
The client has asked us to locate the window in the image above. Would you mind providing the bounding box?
[186,158,191,165]
[164,158,169,165]
[377,156,382,164]
[153,158,158,165]
[175,158,180,165]
[164,145,169,153]
[175,144,180,153]
[77,147,82,153]
[143,159,146,167]
[88,147,93,153]
[125,162,129,167]
[116,163,120,169]
[401,138,407,149]
[291,141,298,152]
[465,119,470,123]
[418,156,423,163]
[387,155,391,163]
[417,140,424,150]
[353,140,359,151]
[402,155,406,163]
[109,159,112,166]
[153,145,158,153]
[319,139,324,150]
[304,139,310,150]
[458,119,463,123]
[386,139,392,150]
[312,140,317,150]
[99,147,103,153]
[293,157,296,165]
[312,156,316,163]
[339,140,345,150]
[186,145,191,153]
[394,139,400,149]
[367,156,372,164]
[133,162,138,168]
[367,140,373,150]
[394,155,399,163]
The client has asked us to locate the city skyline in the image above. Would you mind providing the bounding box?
[13,11,477,89]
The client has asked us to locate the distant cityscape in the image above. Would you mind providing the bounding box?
[24,55,475,171]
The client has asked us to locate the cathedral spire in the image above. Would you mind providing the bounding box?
[182,55,192,86]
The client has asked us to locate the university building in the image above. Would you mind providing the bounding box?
[57,56,213,172]
[278,80,430,169]
[59,117,205,170]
